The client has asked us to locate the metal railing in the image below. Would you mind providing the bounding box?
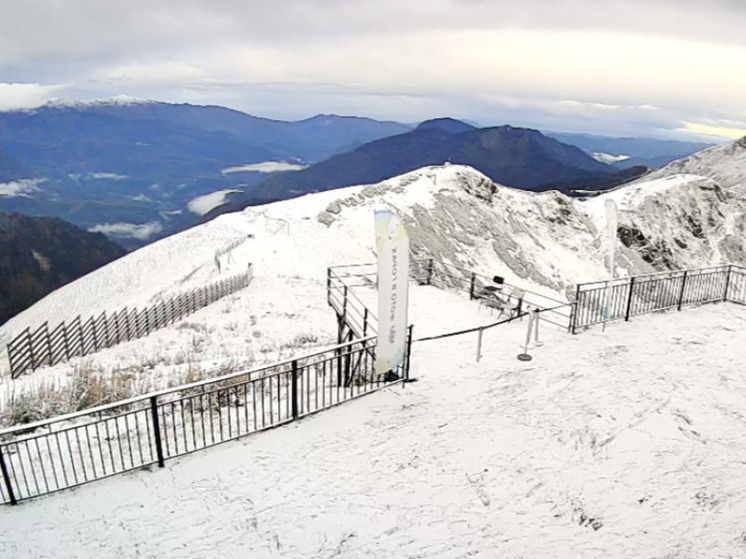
[571,264,746,332]
[328,259,572,330]
[0,331,410,505]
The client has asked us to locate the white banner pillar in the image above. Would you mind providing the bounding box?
[375,210,410,376]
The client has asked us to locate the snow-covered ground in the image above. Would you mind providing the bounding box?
[2,284,745,558]
[1,138,746,556]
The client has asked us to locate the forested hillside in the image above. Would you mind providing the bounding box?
[0,212,126,326]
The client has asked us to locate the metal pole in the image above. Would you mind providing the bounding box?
[724,264,732,302]
[405,325,414,381]
[291,360,299,419]
[677,271,688,311]
[624,277,635,321]
[149,396,165,468]
[570,285,581,334]
[601,280,610,333]
[476,328,483,363]
[0,445,17,505]
[326,268,332,306]
[533,309,542,346]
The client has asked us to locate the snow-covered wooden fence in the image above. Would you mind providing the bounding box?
[571,264,746,332]
[213,235,251,272]
[0,331,410,505]
[6,265,254,379]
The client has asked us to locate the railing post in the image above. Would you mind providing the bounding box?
[343,285,348,319]
[149,396,165,468]
[0,445,17,505]
[469,273,476,300]
[570,285,581,334]
[326,268,332,306]
[363,307,369,336]
[624,277,635,321]
[426,259,434,285]
[677,271,688,311]
[724,265,733,302]
[291,360,299,419]
[476,327,483,363]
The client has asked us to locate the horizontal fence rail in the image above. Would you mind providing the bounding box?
[6,265,254,379]
[214,236,252,271]
[571,264,746,332]
[0,332,410,505]
[328,259,572,331]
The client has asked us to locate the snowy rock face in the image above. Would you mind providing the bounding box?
[640,136,746,194]
[309,165,621,301]
[599,136,746,271]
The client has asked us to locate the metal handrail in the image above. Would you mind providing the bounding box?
[576,264,733,291]
[0,334,377,438]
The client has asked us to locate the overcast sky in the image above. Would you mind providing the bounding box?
[1,0,745,140]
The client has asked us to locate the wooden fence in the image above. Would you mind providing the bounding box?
[6,265,254,379]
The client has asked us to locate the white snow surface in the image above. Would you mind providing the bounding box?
[3,156,746,366]
[638,136,746,194]
[2,149,746,555]
[41,95,151,109]
[2,286,746,558]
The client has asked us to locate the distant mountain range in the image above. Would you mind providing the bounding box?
[0,98,410,248]
[0,212,126,327]
[208,118,619,216]
[0,98,721,249]
[545,132,714,170]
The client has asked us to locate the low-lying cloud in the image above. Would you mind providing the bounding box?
[221,162,307,174]
[0,178,46,197]
[89,221,163,240]
[187,189,240,216]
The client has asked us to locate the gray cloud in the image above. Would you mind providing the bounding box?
[1,0,745,139]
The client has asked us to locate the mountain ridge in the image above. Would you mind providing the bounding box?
[0,100,412,247]
[208,122,615,217]
[6,134,745,343]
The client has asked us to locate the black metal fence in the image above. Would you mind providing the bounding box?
[6,265,254,379]
[0,332,410,505]
[327,266,377,338]
[571,265,746,332]
[327,259,573,330]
